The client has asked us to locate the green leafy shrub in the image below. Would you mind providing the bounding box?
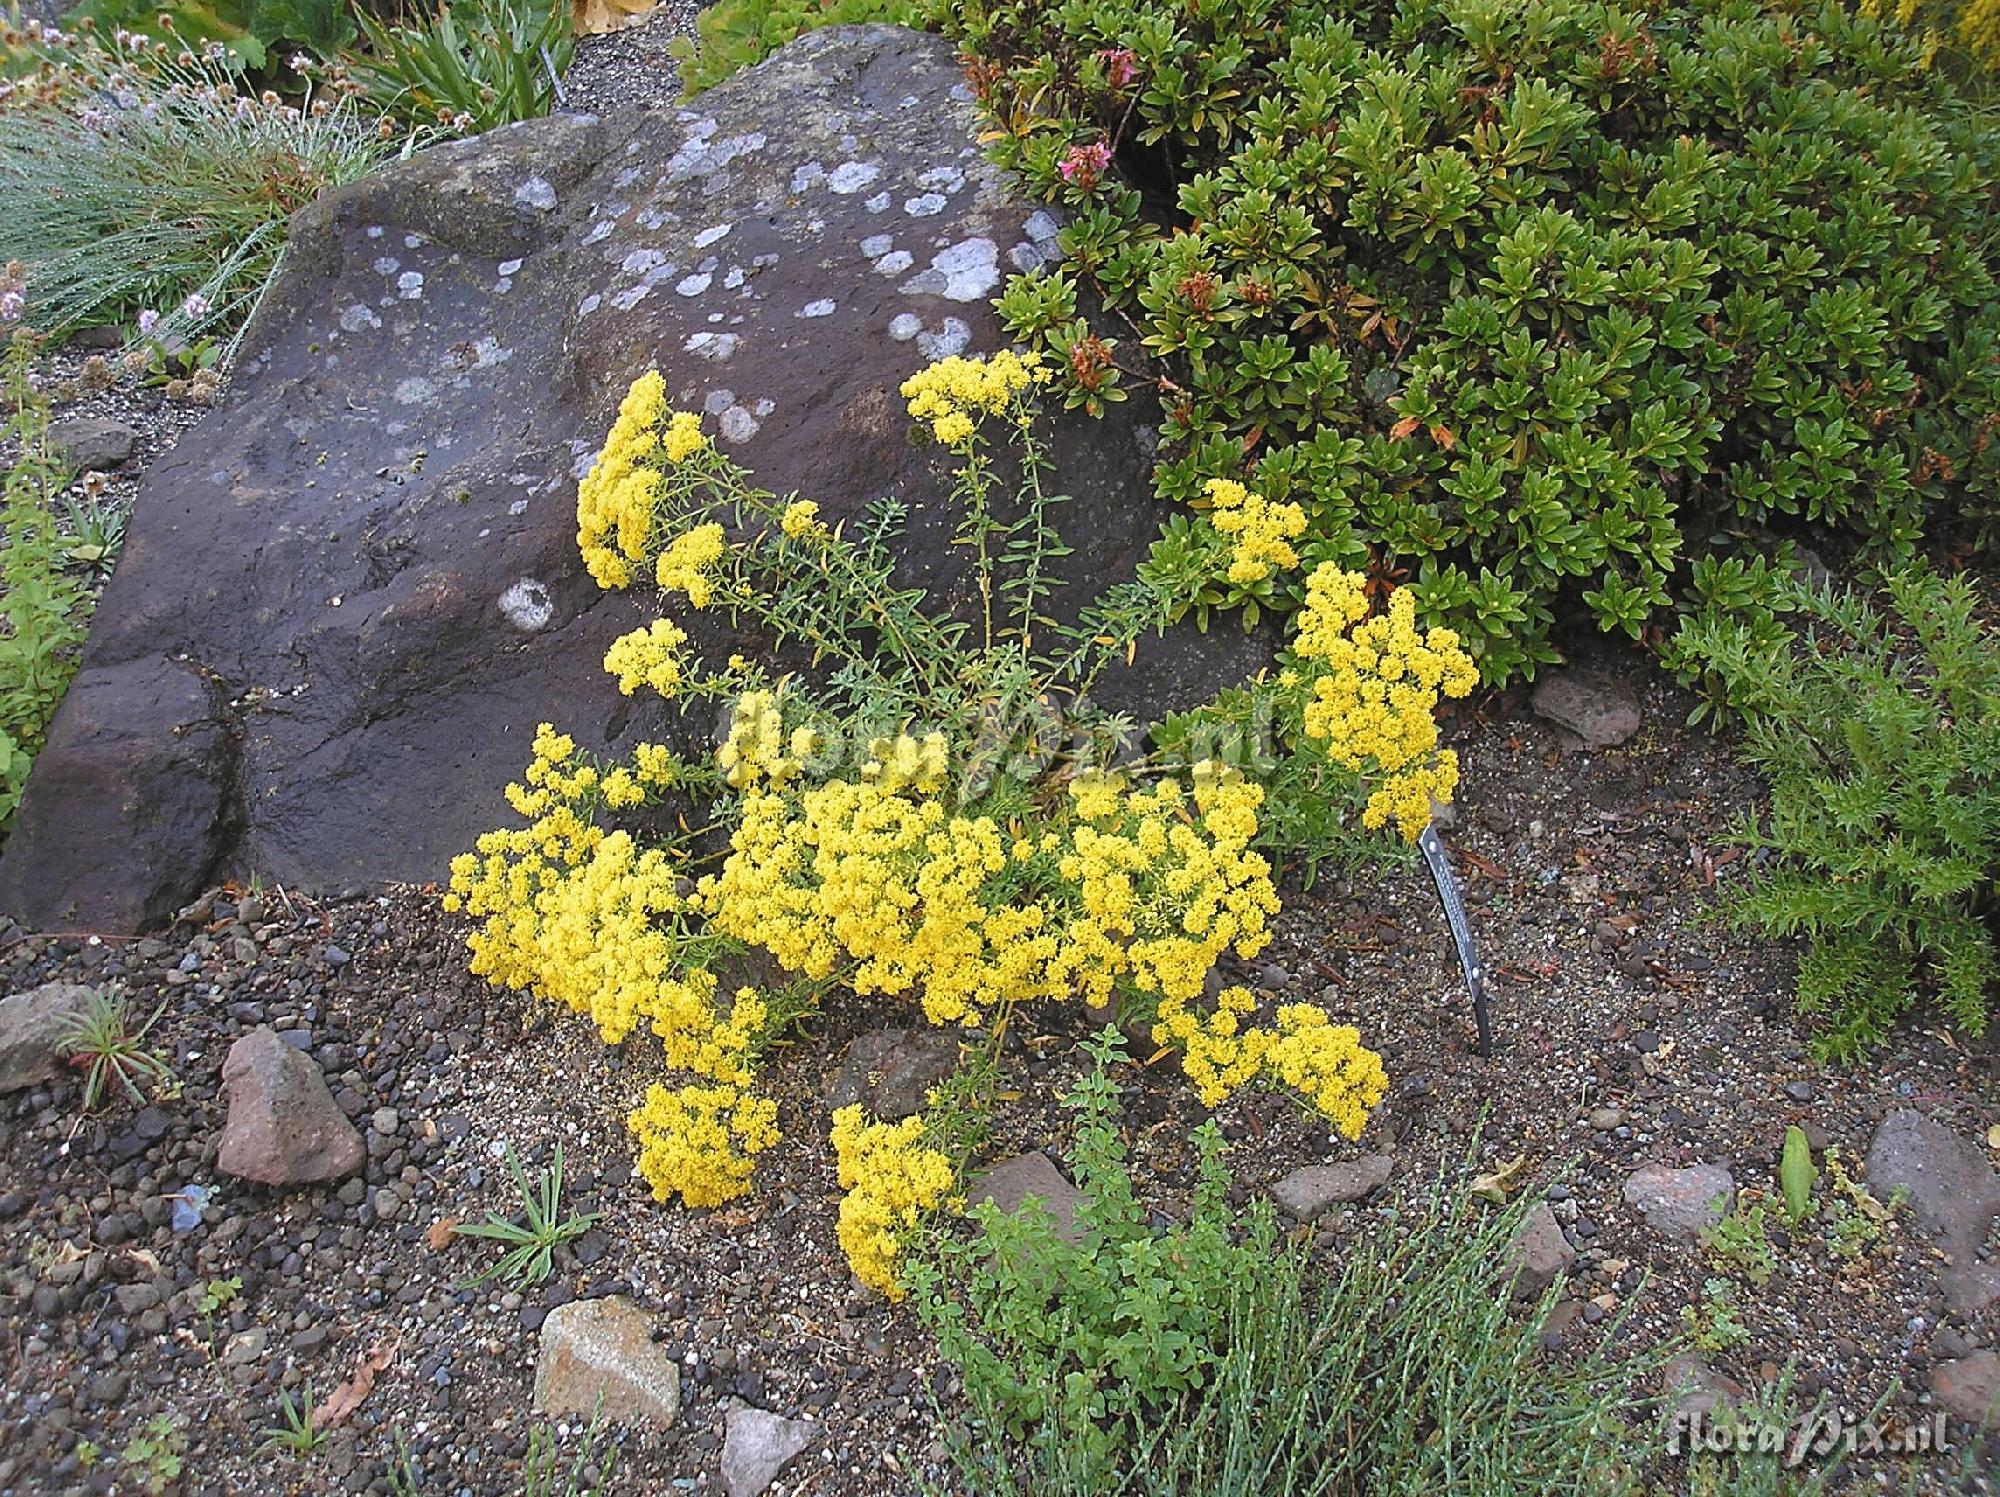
[952,0,2000,682]
[347,0,572,132]
[0,324,89,834]
[0,19,394,347]
[1671,567,1999,1058]
[916,1060,1661,1493]
[671,0,924,95]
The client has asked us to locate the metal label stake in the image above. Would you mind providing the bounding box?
[1417,821,1493,1057]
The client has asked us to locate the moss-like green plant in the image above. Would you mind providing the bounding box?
[671,0,924,95]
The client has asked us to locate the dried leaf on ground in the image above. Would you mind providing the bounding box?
[574,0,656,34]
[311,1338,398,1431]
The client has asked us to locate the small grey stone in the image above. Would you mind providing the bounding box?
[1588,1106,1626,1131]
[47,415,139,470]
[1270,1155,1395,1221]
[721,1405,818,1497]
[371,1107,400,1137]
[1783,1080,1814,1103]
[1531,667,1641,748]
[0,982,96,1094]
[1622,1163,1734,1238]
[1662,1354,1743,1424]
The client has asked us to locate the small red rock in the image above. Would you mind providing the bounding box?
[216,1026,364,1187]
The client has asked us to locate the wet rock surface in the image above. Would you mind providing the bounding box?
[0,24,1262,934]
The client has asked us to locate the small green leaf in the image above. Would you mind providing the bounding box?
[1780,1125,1817,1226]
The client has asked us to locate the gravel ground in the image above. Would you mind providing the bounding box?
[560,0,701,116]
[0,680,1995,1496]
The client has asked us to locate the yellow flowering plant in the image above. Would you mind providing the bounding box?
[450,351,1424,1298]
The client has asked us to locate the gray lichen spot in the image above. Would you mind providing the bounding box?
[704,388,737,415]
[685,331,741,361]
[583,220,616,246]
[949,81,975,102]
[498,579,555,632]
[888,312,922,342]
[798,298,837,319]
[676,272,713,297]
[393,377,435,405]
[860,233,895,258]
[472,337,512,368]
[498,258,524,277]
[917,317,974,361]
[905,194,947,218]
[902,238,1001,302]
[577,293,602,317]
[611,284,651,311]
[874,250,915,276]
[1024,210,1063,244]
[752,398,774,418]
[1009,241,1045,273]
[403,233,427,250]
[917,166,967,194]
[338,304,382,333]
[827,161,881,195]
[365,225,384,239]
[508,499,530,516]
[397,271,425,300]
[865,192,893,213]
[722,267,746,290]
[373,256,400,276]
[622,248,669,276]
[693,223,733,248]
[793,162,826,192]
[514,177,559,212]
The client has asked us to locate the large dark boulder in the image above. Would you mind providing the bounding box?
[0,25,1265,932]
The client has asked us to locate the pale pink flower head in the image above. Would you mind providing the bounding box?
[137,308,160,336]
[180,292,210,320]
[1096,48,1140,88]
[1058,140,1114,191]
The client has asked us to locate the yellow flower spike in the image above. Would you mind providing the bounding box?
[829,1106,952,1300]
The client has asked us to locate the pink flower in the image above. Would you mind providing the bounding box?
[180,293,210,320]
[1058,140,1114,191]
[137,308,160,336]
[1096,48,1140,88]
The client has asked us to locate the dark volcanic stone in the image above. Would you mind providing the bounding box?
[825,1028,961,1121]
[0,25,1266,932]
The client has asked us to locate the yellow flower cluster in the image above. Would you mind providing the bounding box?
[1292,566,1477,840]
[1151,984,1387,1134]
[1205,478,1306,585]
[576,371,666,590]
[780,499,827,541]
[1264,1006,1389,1141]
[654,522,728,608]
[899,349,1047,445]
[603,619,689,698]
[829,1105,953,1300]
[861,731,948,795]
[629,1083,780,1208]
[700,744,1279,1032]
[717,689,805,790]
[445,720,783,1207]
[1154,983,1267,1106]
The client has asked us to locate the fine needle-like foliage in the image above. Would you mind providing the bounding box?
[1671,567,1999,1059]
